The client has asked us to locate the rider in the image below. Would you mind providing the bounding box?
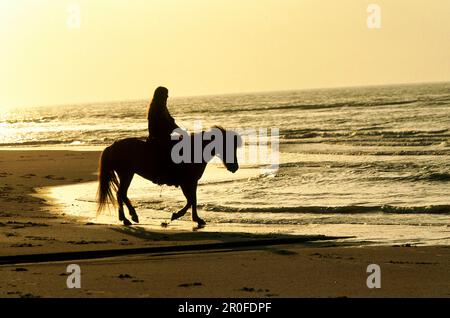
[147,87,180,184]
[147,86,179,142]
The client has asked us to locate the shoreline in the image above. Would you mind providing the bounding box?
[0,149,449,297]
[0,145,104,152]
[38,175,450,247]
[0,148,352,256]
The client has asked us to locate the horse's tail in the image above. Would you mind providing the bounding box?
[97,146,119,214]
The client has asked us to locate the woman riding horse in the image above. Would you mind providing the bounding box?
[96,86,242,226]
[97,126,241,226]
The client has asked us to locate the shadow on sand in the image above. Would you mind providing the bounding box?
[0,225,355,265]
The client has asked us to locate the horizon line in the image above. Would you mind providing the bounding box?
[5,79,449,110]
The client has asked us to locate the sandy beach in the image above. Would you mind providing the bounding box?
[0,149,449,298]
[2,0,449,304]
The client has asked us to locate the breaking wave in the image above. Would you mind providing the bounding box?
[200,204,450,214]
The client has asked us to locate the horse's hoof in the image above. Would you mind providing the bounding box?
[196,218,206,226]
[171,213,180,221]
[131,214,139,223]
[193,223,206,231]
[123,219,132,226]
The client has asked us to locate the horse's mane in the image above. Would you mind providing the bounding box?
[210,125,242,147]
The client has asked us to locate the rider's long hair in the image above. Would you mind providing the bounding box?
[148,86,169,115]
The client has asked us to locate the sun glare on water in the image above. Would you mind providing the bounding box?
[0,108,25,145]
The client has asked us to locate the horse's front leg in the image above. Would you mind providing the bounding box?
[186,182,205,226]
[178,182,205,226]
[191,194,205,226]
[171,202,191,221]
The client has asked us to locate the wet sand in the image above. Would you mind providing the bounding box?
[0,149,449,297]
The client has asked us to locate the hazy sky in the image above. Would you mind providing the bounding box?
[1,0,449,108]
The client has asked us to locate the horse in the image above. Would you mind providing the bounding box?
[96,126,241,226]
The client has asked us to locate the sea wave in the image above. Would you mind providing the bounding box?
[1,116,59,124]
[393,172,450,182]
[0,140,68,147]
[214,99,420,113]
[200,204,450,214]
[281,128,450,140]
[0,138,118,147]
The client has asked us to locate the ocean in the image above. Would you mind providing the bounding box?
[2,82,450,245]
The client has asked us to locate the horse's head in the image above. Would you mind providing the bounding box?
[211,126,242,173]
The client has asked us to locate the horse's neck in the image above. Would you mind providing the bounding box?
[200,135,218,164]
[182,131,223,164]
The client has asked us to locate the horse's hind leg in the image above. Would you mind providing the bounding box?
[124,197,139,223]
[117,195,131,226]
[117,171,135,225]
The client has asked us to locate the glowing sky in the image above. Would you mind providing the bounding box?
[1,0,449,108]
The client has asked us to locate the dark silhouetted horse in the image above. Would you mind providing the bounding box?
[97,126,241,226]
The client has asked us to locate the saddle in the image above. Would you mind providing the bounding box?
[145,137,181,187]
